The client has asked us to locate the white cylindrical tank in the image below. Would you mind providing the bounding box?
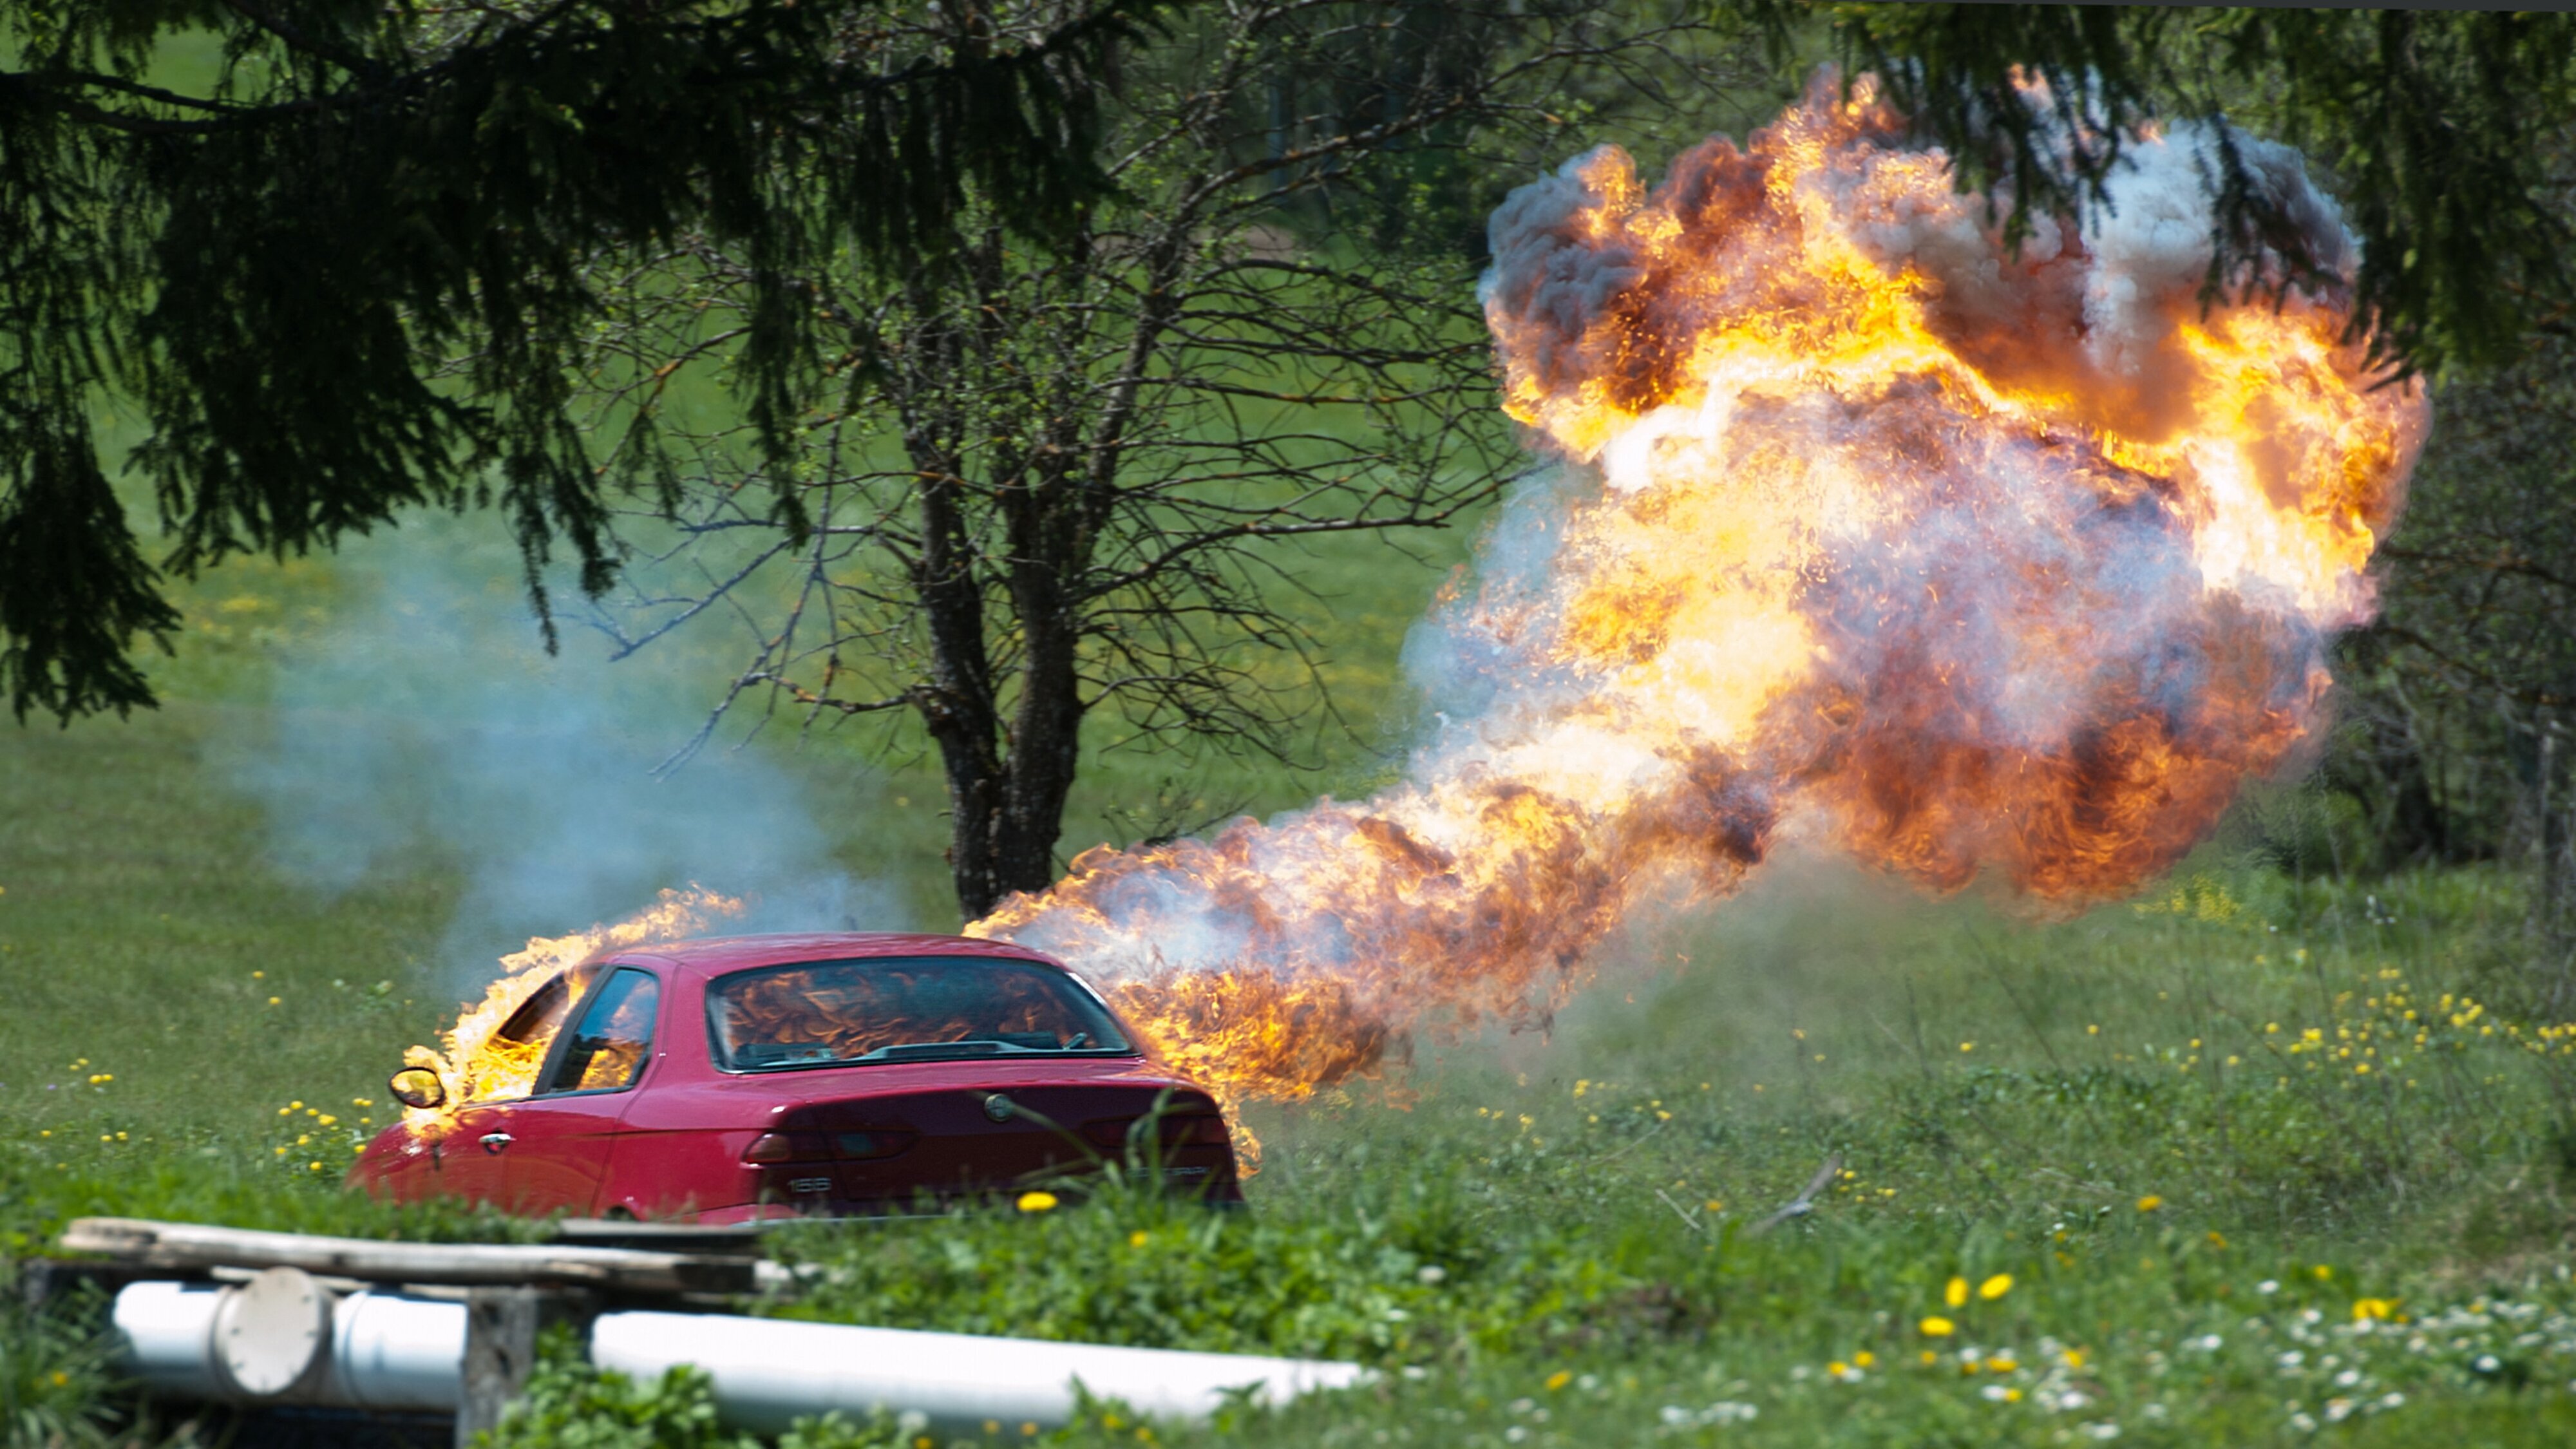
[590,1311,1371,1434]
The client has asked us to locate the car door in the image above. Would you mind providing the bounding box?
[422,1102,516,1206]
[499,967,664,1215]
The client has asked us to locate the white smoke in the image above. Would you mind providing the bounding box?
[222,522,902,992]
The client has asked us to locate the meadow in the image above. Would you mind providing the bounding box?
[6,526,2576,1449]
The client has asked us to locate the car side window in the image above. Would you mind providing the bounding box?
[542,969,660,1095]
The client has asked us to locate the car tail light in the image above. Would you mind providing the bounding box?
[744,1130,918,1165]
[741,1132,832,1164]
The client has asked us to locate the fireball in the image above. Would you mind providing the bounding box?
[972,75,2428,1120]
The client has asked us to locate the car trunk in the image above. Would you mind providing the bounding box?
[743,1079,1236,1213]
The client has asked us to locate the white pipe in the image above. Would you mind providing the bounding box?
[323,1291,467,1410]
[112,1281,228,1400]
[115,1282,1367,1430]
[110,1279,464,1410]
[591,1310,1371,1434]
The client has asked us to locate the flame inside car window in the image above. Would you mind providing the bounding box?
[708,957,1130,1072]
[466,964,600,1101]
[545,968,660,1094]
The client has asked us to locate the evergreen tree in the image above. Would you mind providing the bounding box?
[1,0,1160,721]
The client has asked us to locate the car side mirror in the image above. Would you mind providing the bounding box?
[388,1067,447,1111]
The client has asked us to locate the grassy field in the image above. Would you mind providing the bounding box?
[8,528,2576,1447]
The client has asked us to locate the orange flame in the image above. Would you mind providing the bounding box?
[400,886,742,1136]
[973,75,2428,1119]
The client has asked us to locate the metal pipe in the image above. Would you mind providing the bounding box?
[590,1310,1370,1434]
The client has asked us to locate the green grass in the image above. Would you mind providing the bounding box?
[8,539,2576,1446]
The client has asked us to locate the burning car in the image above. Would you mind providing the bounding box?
[351,933,1240,1219]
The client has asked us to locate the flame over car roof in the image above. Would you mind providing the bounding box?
[603,931,1073,980]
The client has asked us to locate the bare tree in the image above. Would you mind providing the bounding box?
[568,1,1750,919]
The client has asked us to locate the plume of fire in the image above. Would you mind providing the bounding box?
[972,75,2429,1124]
[399,886,742,1135]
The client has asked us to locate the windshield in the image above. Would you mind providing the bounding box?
[706,956,1132,1072]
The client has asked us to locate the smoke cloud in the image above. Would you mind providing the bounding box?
[223,525,899,990]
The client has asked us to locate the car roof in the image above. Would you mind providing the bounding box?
[603,931,1072,982]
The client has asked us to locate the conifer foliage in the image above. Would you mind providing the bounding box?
[0,0,1159,721]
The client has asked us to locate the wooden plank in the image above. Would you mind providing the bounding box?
[552,1218,766,1255]
[57,1218,754,1296]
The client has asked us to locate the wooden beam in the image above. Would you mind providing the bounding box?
[458,1288,544,1448]
[57,1218,755,1296]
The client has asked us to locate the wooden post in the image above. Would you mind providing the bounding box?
[457,1288,542,1448]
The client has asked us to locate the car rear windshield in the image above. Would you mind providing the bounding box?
[706,956,1132,1072]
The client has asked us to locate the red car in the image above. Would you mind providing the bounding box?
[350,933,1240,1220]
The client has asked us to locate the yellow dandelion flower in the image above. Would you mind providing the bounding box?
[1919,1316,1955,1338]
[1978,1273,2012,1301]
[1016,1191,1058,1213]
[2136,1195,2163,1212]
[1946,1275,1969,1308]
[307,1160,323,1172]
[1959,1041,1975,1053]
[1853,1351,1875,1368]
[1546,1370,1573,1391]
[1130,1230,1151,1248]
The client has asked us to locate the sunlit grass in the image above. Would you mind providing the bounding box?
[6,524,2576,1445]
